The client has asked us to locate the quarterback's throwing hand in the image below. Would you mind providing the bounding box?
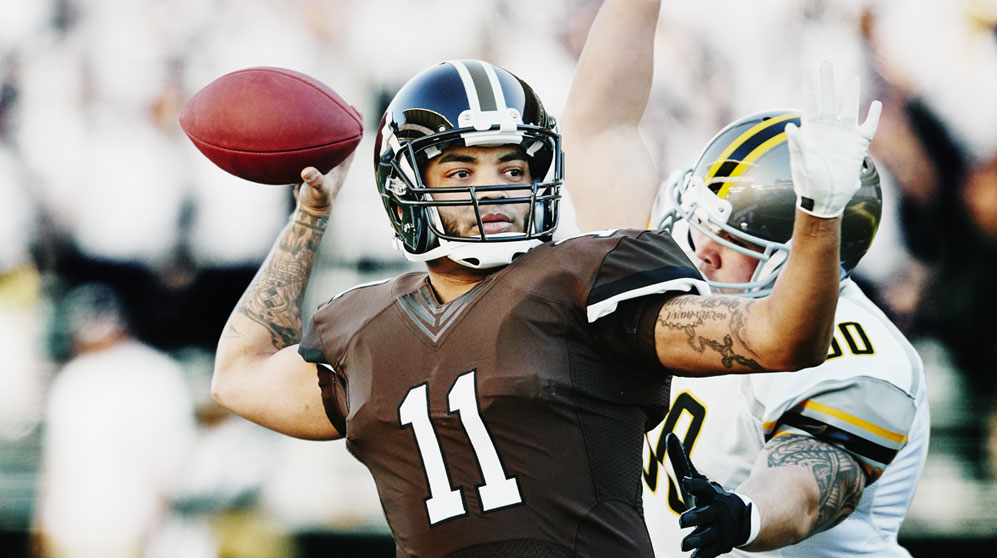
[667,433,758,558]
[785,60,881,218]
[295,150,356,217]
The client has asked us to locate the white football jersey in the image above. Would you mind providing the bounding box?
[643,280,929,557]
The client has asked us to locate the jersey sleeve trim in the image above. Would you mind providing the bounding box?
[299,276,403,367]
[774,410,900,466]
[763,399,908,444]
[763,376,919,483]
[299,344,327,364]
[586,272,709,323]
[328,277,391,302]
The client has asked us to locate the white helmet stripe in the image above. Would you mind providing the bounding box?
[450,61,483,113]
[449,60,508,114]
[479,61,508,112]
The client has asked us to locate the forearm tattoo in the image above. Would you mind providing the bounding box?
[656,296,763,370]
[231,211,328,349]
[765,434,866,533]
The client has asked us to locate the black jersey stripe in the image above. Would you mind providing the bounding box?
[587,266,701,307]
[299,344,327,364]
[775,411,899,465]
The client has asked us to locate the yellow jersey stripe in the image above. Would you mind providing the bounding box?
[802,399,908,443]
[764,399,908,444]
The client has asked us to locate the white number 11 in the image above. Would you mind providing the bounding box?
[398,370,522,525]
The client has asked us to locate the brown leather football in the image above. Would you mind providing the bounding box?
[180,67,362,185]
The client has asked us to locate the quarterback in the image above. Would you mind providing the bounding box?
[212,56,876,556]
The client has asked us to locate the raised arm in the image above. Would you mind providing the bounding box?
[654,210,841,374]
[653,63,882,375]
[212,155,354,440]
[561,0,662,230]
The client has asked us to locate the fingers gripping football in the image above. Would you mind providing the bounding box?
[295,150,356,216]
[785,60,882,218]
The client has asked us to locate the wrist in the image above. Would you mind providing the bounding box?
[294,207,331,229]
[735,493,762,547]
[793,208,843,238]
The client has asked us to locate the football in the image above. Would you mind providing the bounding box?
[179,67,362,185]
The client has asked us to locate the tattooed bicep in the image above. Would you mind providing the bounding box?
[763,434,866,533]
[656,294,763,371]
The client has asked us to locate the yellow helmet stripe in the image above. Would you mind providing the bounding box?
[714,131,788,198]
[706,112,800,189]
[707,113,798,174]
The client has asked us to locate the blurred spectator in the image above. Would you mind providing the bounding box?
[0,143,48,442]
[33,283,196,557]
[862,1,997,479]
[147,349,295,558]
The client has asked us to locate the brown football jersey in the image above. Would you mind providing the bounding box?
[299,229,707,557]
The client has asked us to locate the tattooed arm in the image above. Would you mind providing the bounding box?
[735,434,866,550]
[654,211,841,376]
[212,155,354,440]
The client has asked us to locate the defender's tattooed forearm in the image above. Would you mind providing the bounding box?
[657,296,763,370]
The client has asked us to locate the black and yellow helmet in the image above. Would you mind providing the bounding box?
[659,109,882,296]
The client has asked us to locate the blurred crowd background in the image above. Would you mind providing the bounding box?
[0,0,995,556]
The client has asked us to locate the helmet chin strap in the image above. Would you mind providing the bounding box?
[393,236,541,269]
[444,238,542,269]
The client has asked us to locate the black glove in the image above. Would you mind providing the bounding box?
[666,432,754,558]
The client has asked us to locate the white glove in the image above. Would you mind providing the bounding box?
[785,61,882,218]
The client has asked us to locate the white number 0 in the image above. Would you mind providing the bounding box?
[398,370,522,524]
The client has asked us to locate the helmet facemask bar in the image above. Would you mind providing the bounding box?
[384,126,562,245]
[664,171,792,297]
